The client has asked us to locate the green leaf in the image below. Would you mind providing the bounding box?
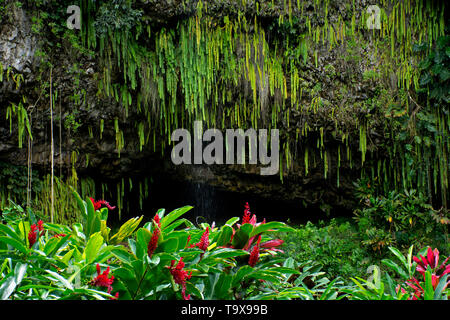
[70,186,87,219]
[14,262,27,285]
[388,246,408,269]
[216,225,233,246]
[0,224,23,242]
[84,232,104,264]
[249,221,294,238]
[232,265,254,286]
[85,197,101,238]
[0,276,16,300]
[45,270,73,290]
[109,216,143,245]
[224,217,240,227]
[160,206,193,230]
[247,270,281,284]
[232,224,253,249]
[136,228,152,259]
[158,237,178,253]
[381,259,408,279]
[207,248,249,259]
[424,269,434,300]
[434,274,448,300]
[0,236,28,255]
[111,246,136,264]
[43,237,60,256]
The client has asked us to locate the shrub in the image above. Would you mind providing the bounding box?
[276,219,371,280]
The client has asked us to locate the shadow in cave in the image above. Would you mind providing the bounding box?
[101,175,353,229]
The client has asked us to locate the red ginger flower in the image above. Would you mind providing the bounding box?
[195,227,210,251]
[28,220,45,247]
[242,202,251,224]
[92,263,114,293]
[89,197,116,211]
[167,258,192,300]
[37,220,44,236]
[248,236,261,267]
[148,214,161,258]
[28,224,38,247]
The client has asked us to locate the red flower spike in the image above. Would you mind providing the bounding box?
[92,264,114,291]
[147,214,162,258]
[153,214,161,225]
[147,229,160,258]
[28,224,38,247]
[242,202,251,224]
[195,227,210,252]
[37,220,45,236]
[167,258,192,300]
[248,236,261,267]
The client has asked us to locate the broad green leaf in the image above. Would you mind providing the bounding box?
[109,216,143,245]
[85,197,101,239]
[0,276,16,300]
[224,217,240,227]
[160,206,193,230]
[247,270,281,284]
[216,225,233,246]
[84,232,104,264]
[162,218,193,233]
[434,274,448,300]
[43,237,60,256]
[232,265,254,286]
[206,248,249,259]
[158,237,179,253]
[0,224,22,242]
[111,247,136,264]
[424,269,434,300]
[231,223,253,249]
[70,187,87,219]
[13,262,27,285]
[381,259,407,279]
[59,249,74,265]
[0,236,28,255]
[249,221,294,238]
[185,281,204,299]
[136,228,152,259]
[45,270,73,290]
[388,246,408,270]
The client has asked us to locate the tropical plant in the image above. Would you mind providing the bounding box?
[0,194,305,300]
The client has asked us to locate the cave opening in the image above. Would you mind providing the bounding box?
[96,173,354,230]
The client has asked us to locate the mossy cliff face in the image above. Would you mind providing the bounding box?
[0,0,447,219]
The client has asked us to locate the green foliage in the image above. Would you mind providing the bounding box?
[353,179,449,254]
[416,35,450,110]
[277,219,371,280]
[94,0,142,35]
[343,245,450,300]
[0,162,42,209]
